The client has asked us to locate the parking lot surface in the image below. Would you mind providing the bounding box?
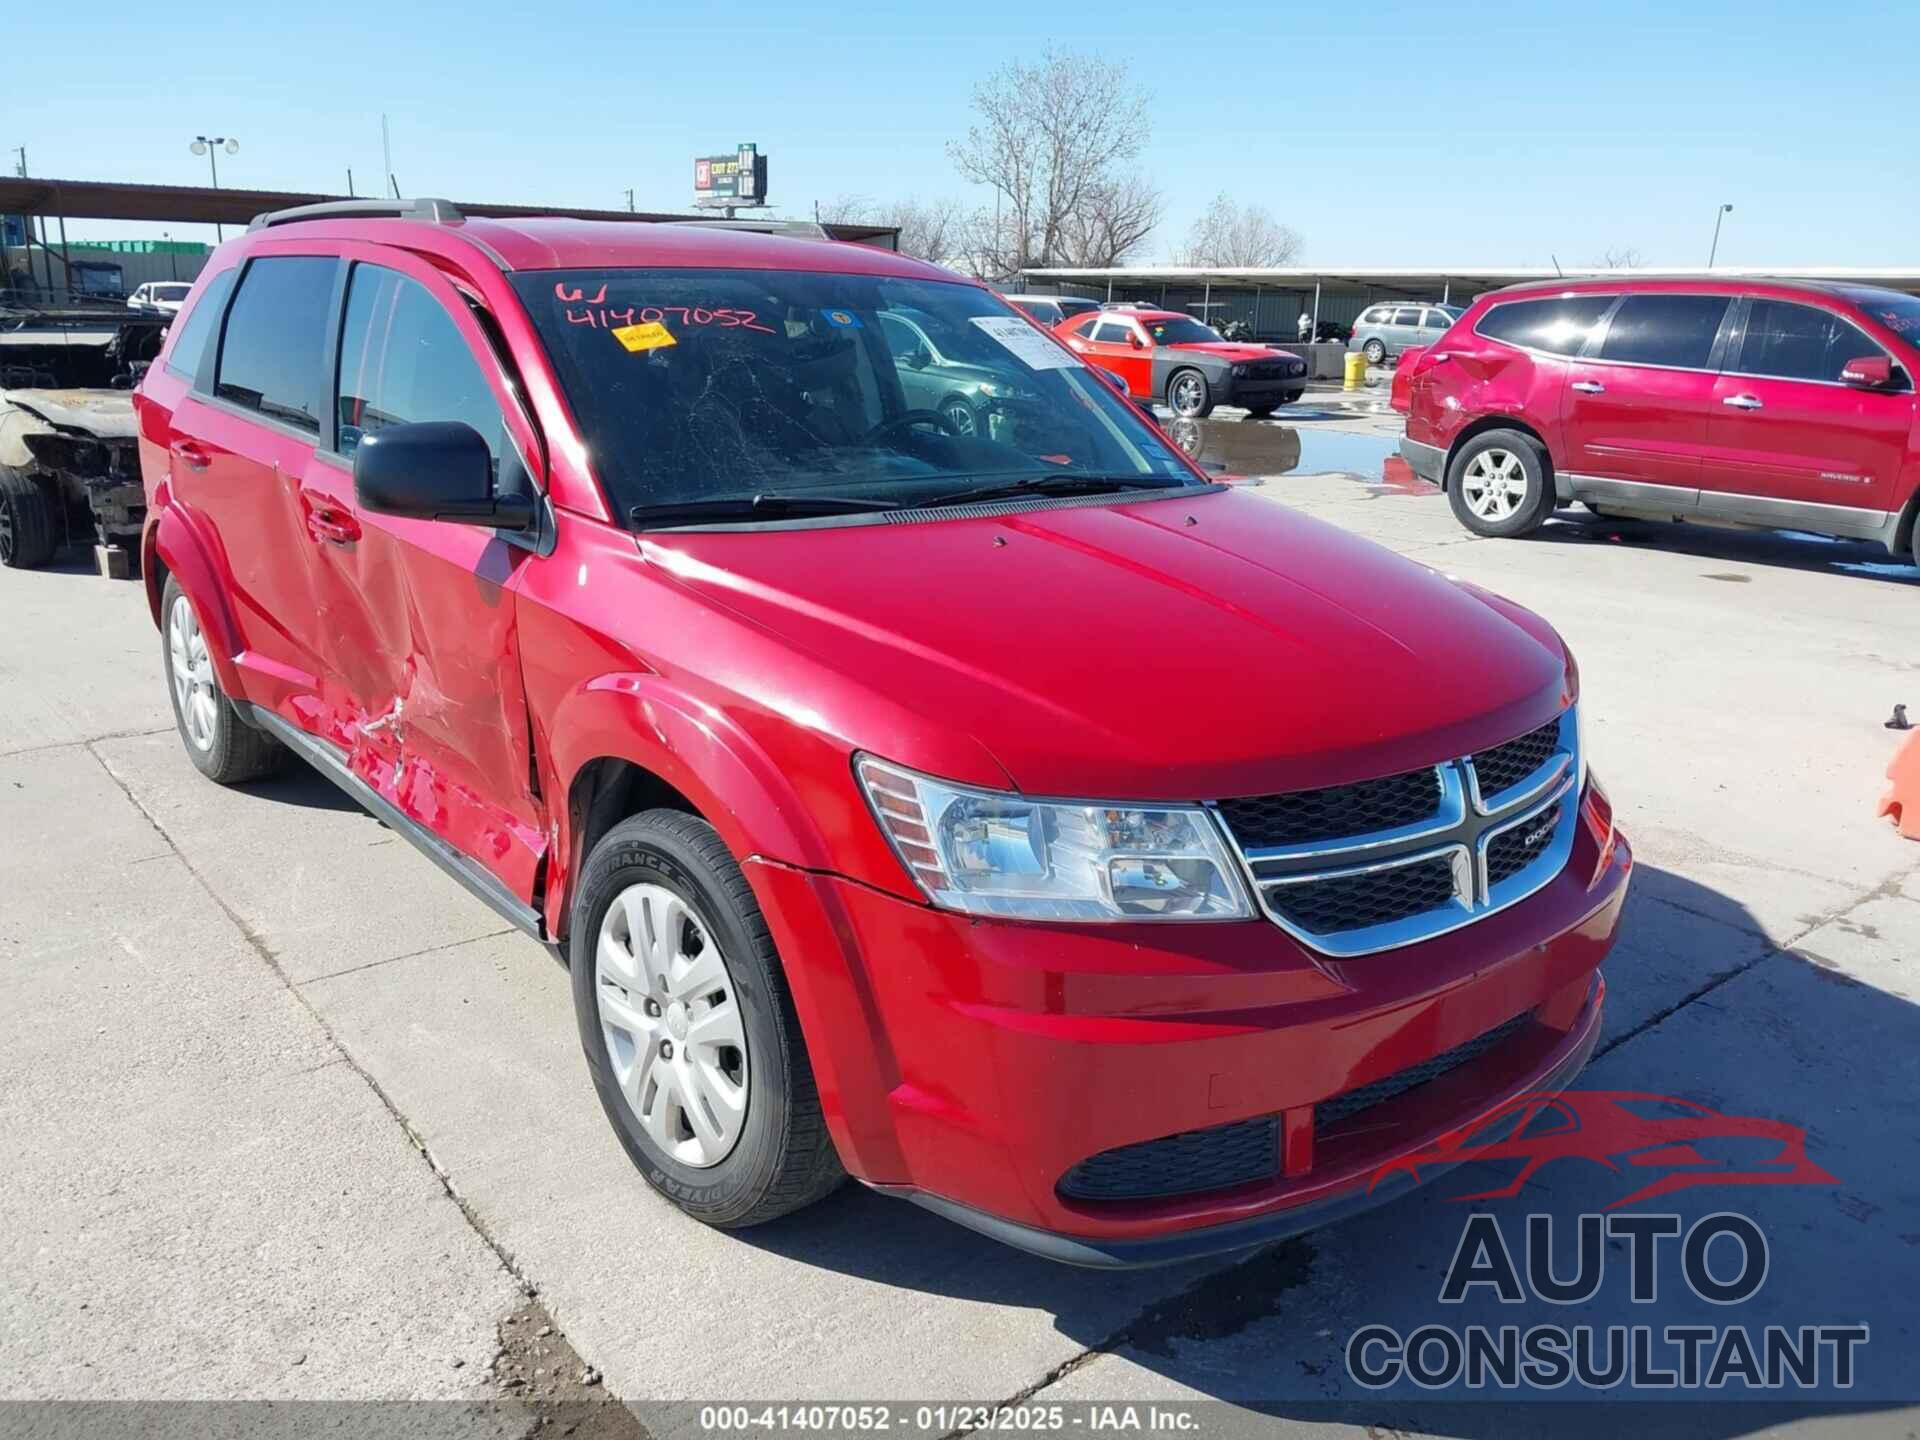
[4,396,1917,1434]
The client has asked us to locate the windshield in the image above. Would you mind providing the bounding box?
[1144,316,1223,346]
[512,268,1197,522]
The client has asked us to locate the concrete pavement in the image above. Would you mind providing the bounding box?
[3,411,1918,1432]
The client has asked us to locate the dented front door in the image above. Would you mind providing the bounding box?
[311,248,549,904]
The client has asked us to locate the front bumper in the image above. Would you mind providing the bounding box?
[745,790,1631,1264]
[1400,435,1446,484]
[1225,374,1309,409]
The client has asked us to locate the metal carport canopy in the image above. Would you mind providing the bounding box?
[1018,264,1920,299]
[0,176,901,246]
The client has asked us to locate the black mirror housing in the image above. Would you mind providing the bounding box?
[353,422,533,530]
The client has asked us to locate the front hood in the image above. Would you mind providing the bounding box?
[1173,342,1301,364]
[644,488,1571,801]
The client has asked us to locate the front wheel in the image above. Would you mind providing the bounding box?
[938,395,980,438]
[572,809,843,1228]
[0,465,56,569]
[1167,368,1214,419]
[1446,431,1553,538]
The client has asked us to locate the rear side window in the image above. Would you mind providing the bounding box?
[1475,296,1614,355]
[1391,307,1420,327]
[215,257,339,433]
[334,265,503,465]
[1596,294,1730,369]
[1736,300,1881,384]
[162,268,237,380]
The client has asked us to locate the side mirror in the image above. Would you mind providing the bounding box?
[354,421,534,530]
[1841,355,1894,389]
[907,348,930,370]
[1127,333,1145,350]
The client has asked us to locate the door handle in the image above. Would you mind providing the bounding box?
[169,439,212,471]
[300,491,362,546]
[1571,380,1605,395]
[1722,394,1764,411]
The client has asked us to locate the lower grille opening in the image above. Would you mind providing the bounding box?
[1266,854,1456,935]
[1057,1116,1278,1202]
[1316,1012,1533,1132]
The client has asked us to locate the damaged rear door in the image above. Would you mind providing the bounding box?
[313,248,550,906]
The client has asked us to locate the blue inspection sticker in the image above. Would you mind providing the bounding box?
[822,308,863,329]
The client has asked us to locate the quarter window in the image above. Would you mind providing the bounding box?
[1595,294,1731,370]
[1474,296,1614,355]
[1736,300,1883,384]
[1092,320,1135,344]
[334,265,504,468]
[214,256,338,433]
[163,268,236,381]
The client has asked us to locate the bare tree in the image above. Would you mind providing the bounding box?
[947,49,1157,279]
[1174,193,1303,268]
[819,194,967,269]
[1592,246,1646,269]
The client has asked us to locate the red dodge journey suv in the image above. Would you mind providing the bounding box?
[135,200,1630,1266]
[1396,276,1920,557]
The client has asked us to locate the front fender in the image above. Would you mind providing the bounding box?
[544,673,913,1182]
[143,495,247,698]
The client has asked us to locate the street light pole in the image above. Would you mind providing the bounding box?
[1707,203,1733,268]
[191,135,239,240]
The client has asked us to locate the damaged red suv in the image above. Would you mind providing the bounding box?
[134,201,1629,1266]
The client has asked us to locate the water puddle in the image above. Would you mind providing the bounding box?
[1162,417,1430,497]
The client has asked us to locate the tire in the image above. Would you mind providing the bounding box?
[1362,339,1387,365]
[1167,368,1214,419]
[571,809,843,1228]
[0,465,57,569]
[1446,430,1554,538]
[938,394,980,438]
[160,577,288,783]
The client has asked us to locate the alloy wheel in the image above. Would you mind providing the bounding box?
[1170,374,1204,417]
[167,595,218,751]
[1460,448,1529,522]
[941,399,978,437]
[596,882,750,1169]
[0,498,13,565]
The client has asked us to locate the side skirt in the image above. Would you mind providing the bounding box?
[237,701,546,940]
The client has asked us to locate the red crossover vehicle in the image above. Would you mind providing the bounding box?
[133,200,1629,1266]
[1396,277,1920,555]
[1056,308,1310,418]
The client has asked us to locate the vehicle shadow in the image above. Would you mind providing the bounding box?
[1537,512,1920,585]
[239,757,370,815]
[735,862,1919,1430]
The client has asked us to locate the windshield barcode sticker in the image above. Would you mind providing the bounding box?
[970,315,1083,370]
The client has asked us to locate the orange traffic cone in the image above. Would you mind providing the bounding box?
[1877,730,1920,840]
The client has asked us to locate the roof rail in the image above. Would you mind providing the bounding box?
[249,197,465,232]
[668,218,832,240]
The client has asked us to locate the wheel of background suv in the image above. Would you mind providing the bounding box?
[160,577,288,783]
[571,809,843,1227]
[1362,338,1387,365]
[938,394,980,438]
[1446,430,1553,538]
[0,465,56,569]
[1167,368,1214,419]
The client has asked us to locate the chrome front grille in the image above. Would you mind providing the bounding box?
[1215,708,1580,957]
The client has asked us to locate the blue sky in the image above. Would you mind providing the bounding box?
[13,0,1917,267]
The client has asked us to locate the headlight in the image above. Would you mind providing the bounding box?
[855,755,1253,922]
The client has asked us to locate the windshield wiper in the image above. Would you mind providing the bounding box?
[629,493,901,530]
[915,473,1189,509]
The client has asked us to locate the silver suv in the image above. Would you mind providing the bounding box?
[1349,303,1462,364]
